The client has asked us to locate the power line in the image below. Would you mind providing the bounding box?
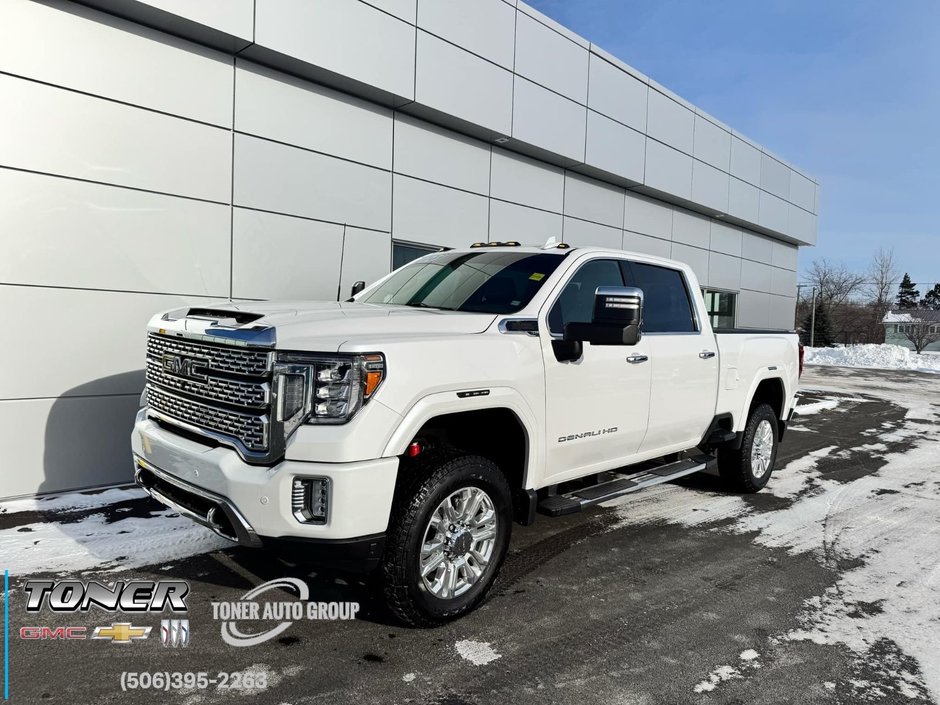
[797,281,940,287]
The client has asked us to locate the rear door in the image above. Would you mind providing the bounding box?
[539,257,652,484]
[625,261,719,454]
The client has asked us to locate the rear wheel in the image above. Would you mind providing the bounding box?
[718,403,779,492]
[381,453,512,627]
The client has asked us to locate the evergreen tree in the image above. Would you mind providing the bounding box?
[801,301,834,347]
[896,273,920,309]
[920,283,940,311]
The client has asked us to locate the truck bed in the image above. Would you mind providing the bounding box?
[715,329,800,432]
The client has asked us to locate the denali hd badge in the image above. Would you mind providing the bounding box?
[558,427,618,443]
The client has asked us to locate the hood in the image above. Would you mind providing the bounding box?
[150,301,497,352]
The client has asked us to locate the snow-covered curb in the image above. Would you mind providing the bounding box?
[805,344,940,374]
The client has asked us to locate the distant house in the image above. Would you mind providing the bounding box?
[882,310,940,352]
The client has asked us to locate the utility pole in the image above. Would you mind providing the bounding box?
[810,286,816,347]
[797,284,818,347]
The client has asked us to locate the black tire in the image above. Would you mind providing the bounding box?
[718,403,779,493]
[381,453,512,627]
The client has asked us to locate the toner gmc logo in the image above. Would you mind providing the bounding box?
[162,353,208,381]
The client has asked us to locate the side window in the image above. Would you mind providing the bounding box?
[548,259,624,335]
[629,262,697,333]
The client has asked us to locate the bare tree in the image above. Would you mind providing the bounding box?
[866,247,900,314]
[805,259,867,313]
[899,314,940,354]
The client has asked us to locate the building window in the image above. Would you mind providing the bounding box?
[392,241,442,270]
[702,289,737,330]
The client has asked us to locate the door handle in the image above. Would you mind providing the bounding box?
[626,354,649,364]
[699,350,716,359]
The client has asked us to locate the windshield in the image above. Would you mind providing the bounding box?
[360,251,566,314]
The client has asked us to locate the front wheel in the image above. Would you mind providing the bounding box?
[717,403,779,492]
[381,453,512,627]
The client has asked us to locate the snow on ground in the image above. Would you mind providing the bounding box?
[693,665,741,693]
[805,343,940,373]
[693,650,765,694]
[605,378,940,699]
[454,640,502,666]
[0,498,229,575]
[0,486,147,514]
[792,398,840,416]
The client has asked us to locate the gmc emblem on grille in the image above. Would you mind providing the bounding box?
[162,354,208,381]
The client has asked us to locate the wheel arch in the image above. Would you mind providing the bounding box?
[742,376,788,438]
[383,390,539,524]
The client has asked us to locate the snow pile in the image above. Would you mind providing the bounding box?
[805,344,940,373]
[0,502,230,575]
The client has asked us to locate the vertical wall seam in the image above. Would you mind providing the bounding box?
[228,56,237,301]
[582,50,590,167]
[389,111,396,271]
[337,224,347,301]
[486,145,493,238]
[560,168,567,243]
[411,9,418,105]
[509,5,518,137]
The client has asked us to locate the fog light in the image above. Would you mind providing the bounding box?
[291,477,330,524]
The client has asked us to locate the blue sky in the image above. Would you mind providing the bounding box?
[528,0,940,289]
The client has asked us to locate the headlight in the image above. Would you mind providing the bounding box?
[273,352,385,433]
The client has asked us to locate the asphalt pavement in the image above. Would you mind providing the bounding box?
[4,365,939,705]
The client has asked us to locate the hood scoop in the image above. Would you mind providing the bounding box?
[179,307,265,325]
[158,307,276,347]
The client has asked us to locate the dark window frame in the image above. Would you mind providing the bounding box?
[622,260,699,334]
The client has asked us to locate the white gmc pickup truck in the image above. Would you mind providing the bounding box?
[132,242,800,625]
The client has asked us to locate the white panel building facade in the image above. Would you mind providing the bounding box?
[0,0,818,497]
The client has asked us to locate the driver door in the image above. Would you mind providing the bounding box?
[539,258,652,485]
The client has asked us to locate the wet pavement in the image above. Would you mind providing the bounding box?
[3,365,939,704]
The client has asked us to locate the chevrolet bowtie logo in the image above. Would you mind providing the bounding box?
[92,623,151,643]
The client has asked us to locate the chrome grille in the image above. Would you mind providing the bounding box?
[146,360,268,409]
[145,332,273,457]
[147,334,270,377]
[146,387,267,452]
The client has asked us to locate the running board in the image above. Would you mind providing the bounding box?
[537,455,713,517]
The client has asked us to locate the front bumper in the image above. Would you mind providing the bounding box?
[132,410,399,550]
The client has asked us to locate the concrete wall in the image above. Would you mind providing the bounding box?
[0,0,816,497]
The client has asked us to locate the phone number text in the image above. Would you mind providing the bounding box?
[121,671,268,691]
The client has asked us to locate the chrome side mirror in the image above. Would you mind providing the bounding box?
[565,286,643,346]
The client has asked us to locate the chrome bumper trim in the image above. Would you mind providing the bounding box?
[134,456,262,547]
